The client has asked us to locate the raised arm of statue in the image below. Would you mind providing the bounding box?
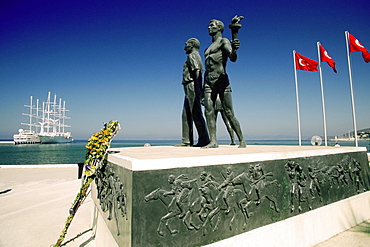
[230,39,239,62]
[221,37,239,62]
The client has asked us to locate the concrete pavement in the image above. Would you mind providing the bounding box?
[314,219,370,247]
[0,165,95,247]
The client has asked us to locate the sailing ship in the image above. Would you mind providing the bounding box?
[13,92,73,144]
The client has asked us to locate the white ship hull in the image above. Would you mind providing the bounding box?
[13,129,40,144]
[39,134,73,144]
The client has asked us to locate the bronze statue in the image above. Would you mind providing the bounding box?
[176,38,210,147]
[202,18,246,148]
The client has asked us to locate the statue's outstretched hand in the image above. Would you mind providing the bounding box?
[231,39,240,50]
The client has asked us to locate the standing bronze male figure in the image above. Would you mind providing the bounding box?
[177,38,210,147]
[202,18,246,148]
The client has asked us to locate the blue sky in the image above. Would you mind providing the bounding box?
[1,0,369,141]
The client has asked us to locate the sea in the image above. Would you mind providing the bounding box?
[0,139,369,166]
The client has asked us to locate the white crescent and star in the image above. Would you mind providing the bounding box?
[299,58,307,66]
[355,39,364,48]
[324,51,332,59]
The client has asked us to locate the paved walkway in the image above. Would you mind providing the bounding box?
[0,165,95,247]
[314,219,370,247]
[0,165,369,247]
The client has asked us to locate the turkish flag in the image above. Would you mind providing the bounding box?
[295,52,318,72]
[348,32,370,63]
[348,33,367,52]
[319,44,337,73]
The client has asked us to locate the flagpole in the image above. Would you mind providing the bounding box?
[345,31,359,147]
[293,50,302,146]
[317,42,328,146]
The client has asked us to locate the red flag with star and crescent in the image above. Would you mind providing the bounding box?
[319,44,337,73]
[348,32,370,63]
[295,52,318,72]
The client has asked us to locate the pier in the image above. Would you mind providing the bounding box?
[0,141,15,145]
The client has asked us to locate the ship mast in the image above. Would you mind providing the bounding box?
[62,101,70,133]
[52,93,57,134]
[21,96,36,133]
[58,98,62,134]
[35,99,40,134]
[44,91,51,134]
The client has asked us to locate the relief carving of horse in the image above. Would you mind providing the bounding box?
[232,172,280,219]
[144,188,181,236]
[200,186,246,235]
[177,178,207,231]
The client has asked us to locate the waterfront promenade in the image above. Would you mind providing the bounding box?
[0,154,369,246]
[0,165,94,247]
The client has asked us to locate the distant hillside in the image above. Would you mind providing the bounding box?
[359,128,370,133]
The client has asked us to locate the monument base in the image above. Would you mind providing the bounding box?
[206,191,370,247]
[91,145,370,247]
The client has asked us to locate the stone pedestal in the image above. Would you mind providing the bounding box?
[91,145,370,247]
